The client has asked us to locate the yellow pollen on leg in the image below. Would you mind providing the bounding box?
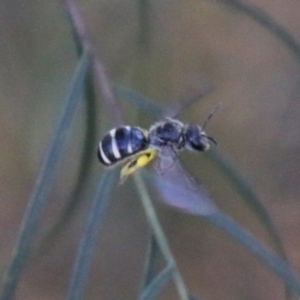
[120,149,157,183]
[137,154,151,167]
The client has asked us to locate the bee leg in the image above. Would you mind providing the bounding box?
[119,149,157,184]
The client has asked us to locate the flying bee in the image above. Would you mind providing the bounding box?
[97,110,217,182]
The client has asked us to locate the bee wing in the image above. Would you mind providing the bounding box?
[149,148,218,215]
[166,86,214,119]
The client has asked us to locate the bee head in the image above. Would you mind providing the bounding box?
[184,124,216,152]
[184,103,220,151]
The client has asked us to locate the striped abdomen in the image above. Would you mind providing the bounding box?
[97,126,149,166]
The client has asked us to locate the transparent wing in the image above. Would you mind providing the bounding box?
[147,147,218,215]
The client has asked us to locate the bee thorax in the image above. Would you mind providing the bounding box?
[149,119,185,150]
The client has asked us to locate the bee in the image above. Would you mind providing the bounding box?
[97,112,217,182]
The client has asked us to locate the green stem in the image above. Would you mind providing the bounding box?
[133,173,189,300]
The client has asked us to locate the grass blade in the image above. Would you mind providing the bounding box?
[215,0,300,61]
[0,52,90,300]
[113,84,165,119]
[208,148,288,260]
[188,295,204,300]
[206,212,300,295]
[142,235,161,288]
[66,169,118,300]
[134,173,190,300]
[39,64,98,256]
[138,263,174,300]
[114,84,213,120]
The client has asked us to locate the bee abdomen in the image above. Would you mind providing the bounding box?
[98,126,148,166]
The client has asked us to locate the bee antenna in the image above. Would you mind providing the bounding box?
[202,103,222,131]
[207,135,217,146]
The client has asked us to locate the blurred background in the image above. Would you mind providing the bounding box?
[1,0,300,299]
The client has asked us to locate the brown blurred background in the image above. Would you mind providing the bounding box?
[1,0,300,299]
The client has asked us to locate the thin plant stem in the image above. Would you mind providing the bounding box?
[62,0,124,126]
[215,0,300,61]
[0,51,90,300]
[134,173,189,300]
[66,170,118,300]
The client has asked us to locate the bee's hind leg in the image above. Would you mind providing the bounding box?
[119,149,157,184]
